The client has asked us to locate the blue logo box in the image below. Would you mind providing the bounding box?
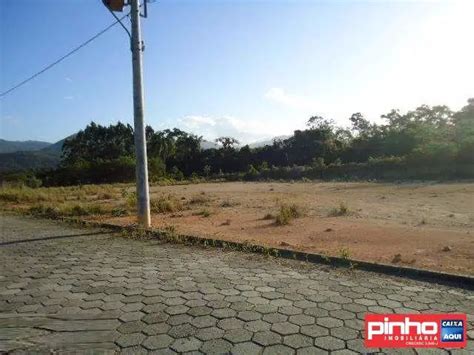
[441,320,464,342]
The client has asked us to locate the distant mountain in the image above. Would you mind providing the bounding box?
[0,139,52,153]
[41,136,71,154]
[0,137,70,173]
[248,135,291,148]
[0,151,60,172]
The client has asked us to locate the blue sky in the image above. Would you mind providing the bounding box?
[1,0,473,143]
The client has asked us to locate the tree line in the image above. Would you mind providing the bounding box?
[27,98,474,186]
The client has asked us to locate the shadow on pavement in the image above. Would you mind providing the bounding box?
[0,231,110,247]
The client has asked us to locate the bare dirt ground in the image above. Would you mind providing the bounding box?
[99,181,474,276]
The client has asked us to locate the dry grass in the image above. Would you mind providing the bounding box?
[150,194,184,214]
[274,203,305,226]
[189,193,211,205]
[328,202,350,217]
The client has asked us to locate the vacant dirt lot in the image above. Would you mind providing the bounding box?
[2,181,473,275]
[104,181,473,276]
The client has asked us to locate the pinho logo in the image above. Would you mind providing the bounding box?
[367,316,437,340]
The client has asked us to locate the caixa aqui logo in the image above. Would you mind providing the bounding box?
[364,314,467,348]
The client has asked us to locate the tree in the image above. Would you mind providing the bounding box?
[216,137,239,150]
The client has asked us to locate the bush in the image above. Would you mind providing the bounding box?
[150,194,184,214]
[189,193,210,205]
[329,202,350,217]
[111,207,128,217]
[275,203,305,226]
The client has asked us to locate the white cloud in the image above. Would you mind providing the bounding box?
[264,87,320,112]
[176,115,286,144]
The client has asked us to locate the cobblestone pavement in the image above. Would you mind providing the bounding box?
[1,215,473,354]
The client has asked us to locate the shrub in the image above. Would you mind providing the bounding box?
[194,209,211,217]
[220,199,237,208]
[275,203,305,226]
[28,204,60,219]
[66,204,105,216]
[329,202,350,217]
[189,193,210,205]
[150,194,184,214]
[111,207,128,217]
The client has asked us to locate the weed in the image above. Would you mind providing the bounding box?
[329,202,350,217]
[97,192,114,200]
[220,199,237,208]
[274,203,305,226]
[392,253,402,263]
[28,204,60,219]
[126,192,137,208]
[339,247,351,259]
[190,194,210,205]
[199,209,211,217]
[150,194,183,214]
[111,207,128,217]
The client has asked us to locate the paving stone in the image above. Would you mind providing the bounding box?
[283,334,313,349]
[253,330,282,346]
[119,311,144,322]
[262,344,295,355]
[200,338,233,353]
[237,310,262,321]
[231,341,263,355]
[288,314,314,326]
[115,332,146,347]
[331,326,359,340]
[170,337,202,352]
[211,308,237,319]
[314,335,345,351]
[168,323,197,338]
[117,321,147,334]
[271,322,300,335]
[143,322,171,336]
[195,326,225,341]
[217,317,244,330]
[300,324,329,338]
[316,317,344,329]
[223,328,253,343]
[142,334,174,350]
[142,312,169,324]
[1,215,471,354]
[191,315,218,328]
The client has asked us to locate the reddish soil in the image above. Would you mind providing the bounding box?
[99,181,474,276]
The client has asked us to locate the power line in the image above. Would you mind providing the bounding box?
[0,12,130,98]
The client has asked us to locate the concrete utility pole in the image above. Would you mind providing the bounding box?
[130,0,151,227]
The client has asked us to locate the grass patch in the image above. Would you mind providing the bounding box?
[194,208,212,217]
[27,203,106,218]
[150,194,184,214]
[189,193,211,205]
[220,199,238,208]
[111,207,129,217]
[328,202,350,217]
[274,203,305,226]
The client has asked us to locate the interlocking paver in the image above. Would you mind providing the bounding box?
[0,215,472,353]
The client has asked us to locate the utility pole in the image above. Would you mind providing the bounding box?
[130,0,151,227]
[103,0,151,227]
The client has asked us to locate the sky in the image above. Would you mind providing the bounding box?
[1,0,473,144]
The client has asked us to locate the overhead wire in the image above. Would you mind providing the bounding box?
[0,11,130,98]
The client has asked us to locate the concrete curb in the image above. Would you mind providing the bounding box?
[63,217,474,291]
